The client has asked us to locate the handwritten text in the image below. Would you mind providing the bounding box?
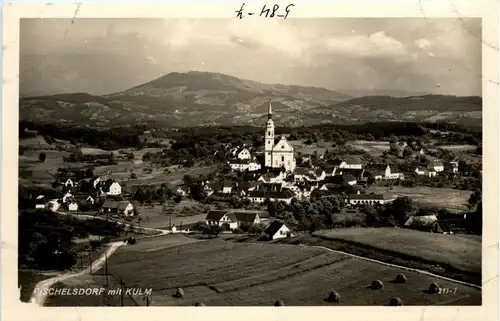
[235,3,294,19]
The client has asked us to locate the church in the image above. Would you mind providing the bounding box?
[264,100,297,172]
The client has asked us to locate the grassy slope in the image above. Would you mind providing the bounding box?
[273,228,481,285]
[45,236,480,306]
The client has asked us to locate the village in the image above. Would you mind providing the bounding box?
[31,100,476,241]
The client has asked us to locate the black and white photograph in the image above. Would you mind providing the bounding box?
[2,1,498,315]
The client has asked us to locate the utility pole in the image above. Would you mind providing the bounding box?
[120,278,125,306]
[105,253,109,287]
[89,252,92,274]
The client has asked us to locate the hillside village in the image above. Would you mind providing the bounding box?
[28,100,481,241]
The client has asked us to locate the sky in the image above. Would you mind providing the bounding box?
[19,18,482,97]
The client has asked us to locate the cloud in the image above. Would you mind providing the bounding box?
[415,38,431,49]
[326,31,408,57]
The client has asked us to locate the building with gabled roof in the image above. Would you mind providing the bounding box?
[263,221,291,240]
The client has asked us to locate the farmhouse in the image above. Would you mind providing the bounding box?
[58,177,75,188]
[431,160,444,172]
[338,157,363,169]
[415,166,437,177]
[334,168,364,179]
[228,157,261,172]
[67,202,79,212]
[100,200,134,216]
[364,164,403,180]
[237,148,251,160]
[205,210,239,229]
[233,211,262,225]
[34,195,46,210]
[345,193,394,206]
[106,181,122,196]
[177,187,190,196]
[263,221,291,240]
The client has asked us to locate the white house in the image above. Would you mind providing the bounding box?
[258,172,284,184]
[176,187,190,197]
[68,202,79,211]
[222,181,234,194]
[237,148,251,160]
[100,200,135,216]
[205,210,239,230]
[338,157,363,169]
[48,200,61,212]
[228,158,261,172]
[107,182,122,196]
[64,178,75,188]
[364,164,403,180]
[263,221,291,240]
[86,195,95,204]
[431,160,445,172]
[415,167,437,177]
[62,192,73,204]
[345,193,394,206]
[35,195,46,210]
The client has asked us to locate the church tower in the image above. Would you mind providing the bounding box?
[264,99,274,167]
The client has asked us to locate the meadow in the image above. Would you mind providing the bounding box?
[367,186,472,212]
[314,228,481,274]
[346,140,390,156]
[46,236,481,306]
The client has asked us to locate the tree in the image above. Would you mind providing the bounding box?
[390,197,414,226]
[38,152,47,163]
[402,147,413,159]
[267,200,277,217]
[183,175,193,186]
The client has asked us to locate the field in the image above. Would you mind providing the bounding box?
[367,186,472,212]
[314,228,481,275]
[45,236,481,306]
[288,140,330,155]
[346,140,390,156]
[133,201,210,229]
[437,145,477,152]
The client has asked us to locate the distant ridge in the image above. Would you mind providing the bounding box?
[20,71,482,128]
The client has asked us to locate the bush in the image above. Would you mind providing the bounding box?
[389,297,403,306]
[371,280,384,290]
[327,291,340,303]
[394,273,407,284]
[89,240,102,249]
[274,300,285,306]
[194,301,206,306]
[233,227,244,234]
[428,282,441,294]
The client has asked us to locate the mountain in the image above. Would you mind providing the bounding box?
[19,71,482,128]
[335,89,432,98]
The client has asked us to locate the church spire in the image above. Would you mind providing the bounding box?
[268,99,272,120]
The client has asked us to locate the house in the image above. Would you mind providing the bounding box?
[68,202,79,211]
[203,182,221,196]
[48,200,61,212]
[338,157,363,169]
[364,164,403,180]
[35,195,46,210]
[59,178,75,188]
[415,167,437,177]
[107,181,122,196]
[404,215,443,233]
[329,174,357,186]
[176,187,190,197]
[247,188,295,204]
[293,167,310,182]
[445,161,459,173]
[335,168,364,179]
[237,148,251,160]
[258,172,284,184]
[228,158,261,172]
[222,181,234,194]
[62,192,73,204]
[233,211,262,225]
[344,193,394,206]
[314,169,326,181]
[263,221,291,240]
[100,200,134,216]
[431,160,444,172]
[204,210,239,229]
